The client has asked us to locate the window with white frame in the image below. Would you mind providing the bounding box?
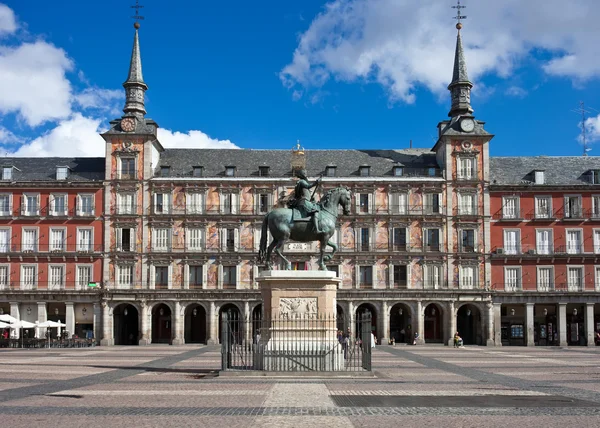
[460,229,476,252]
[391,192,408,214]
[0,194,12,216]
[50,194,67,216]
[221,192,238,214]
[117,265,133,288]
[189,265,203,288]
[359,266,373,288]
[0,228,10,253]
[77,228,93,252]
[595,266,600,291]
[534,170,545,184]
[116,228,134,252]
[536,229,552,255]
[503,229,520,254]
[504,267,521,291]
[49,265,64,290]
[76,265,92,290]
[593,196,600,219]
[502,196,519,219]
[424,193,442,214]
[222,265,237,288]
[186,228,205,251]
[257,193,270,214]
[534,196,552,219]
[458,157,476,180]
[424,264,442,289]
[77,194,94,216]
[358,193,370,213]
[564,196,582,219]
[393,227,407,251]
[358,227,370,251]
[459,193,476,215]
[56,167,68,180]
[537,267,554,291]
[119,158,136,179]
[22,194,39,216]
[49,228,65,251]
[595,230,600,254]
[153,192,170,214]
[566,229,582,254]
[117,193,135,214]
[459,265,476,289]
[22,228,37,252]
[2,167,12,180]
[567,266,584,291]
[424,228,441,252]
[0,265,8,289]
[187,192,204,214]
[20,265,36,290]
[152,228,171,251]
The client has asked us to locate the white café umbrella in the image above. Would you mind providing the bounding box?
[0,321,10,329]
[0,314,17,323]
[37,320,66,328]
[11,320,36,329]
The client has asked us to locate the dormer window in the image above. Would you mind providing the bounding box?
[225,166,236,177]
[56,166,69,180]
[393,166,404,177]
[259,166,270,177]
[534,170,545,185]
[193,166,203,177]
[428,168,436,177]
[160,166,171,177]
[359,165,370,177]
[326,165,336,177]
[592,170,600,184]
[2,167,12,180]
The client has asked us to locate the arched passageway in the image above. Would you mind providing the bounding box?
[114,304,139,345]
[355,303,378,341]
[424,303,443,343]
[389,303,412,344]
[152,303,172,344]
[184,304,207,344]
[219,304,241,344]
[457,304,482,345]
[336,304,345,333]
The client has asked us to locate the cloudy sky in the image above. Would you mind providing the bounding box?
[1,0,600,157]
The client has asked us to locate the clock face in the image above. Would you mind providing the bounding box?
[121,117,136,132]
[460,118,475,133]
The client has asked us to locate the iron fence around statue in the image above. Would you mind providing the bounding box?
[221,310,372,372]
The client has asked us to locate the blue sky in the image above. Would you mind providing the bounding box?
[1,0,600,157]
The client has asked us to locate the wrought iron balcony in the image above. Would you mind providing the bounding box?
[0,244,102,255]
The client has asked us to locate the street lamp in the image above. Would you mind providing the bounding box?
[0,308,3,315]
[543,308,548,316]
[399,308,403,316]
[82,307,87,316]
[466,309,471,317]
[193,308,198,317]
[431,308,436,316]
[573,308,578,316]
[26,307,32,316]
[159,308,164,316]
[124,308,128,316]
[510,308,515,316]
[54,308,59,315]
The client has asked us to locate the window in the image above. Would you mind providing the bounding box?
[192,166,203,177]
[291,262,306,271]
[425,228,440,252]
[2,167,12,180]
[393,227,407,251]
[160,166,170,177]
[596,266,600,291]
[393,265,407,288]
[50,194,67,216]
[534,170,545,184]
[425,265,442,289]
[22,228,37,252]
[259,166,270,177]
[424,193,441,214]
[592,170,600,184]
[359,266,373,288]
[117,265,133,288]
[593,196,600,219]
[503,230,520,254]
[534,196,552,219]
[77,194,94,216]
[118,193,135,214]
[226,228,235,251]
[393,166,403,177]
[359,194,370,213]
[0,266,8,289]
[567,266,584,291]
[0,229,9,253]
[49,228,65,252]
[153,192,170,214]
[155,267,169,289]
[326,166,336,177]
[595,230,600,254]
[359,166,370,177]
[459,193,476,215]
[566,230,582,254]
[21,265,36,290]
[458,157,476,180]
[222,193,237,214]
[505,267,521,291]
[0,194,11,216]
[460,266,476,289]
[536,229,552,255]
[22,194,39,216]
[49,265,64,290]
[564,196,582,218]
[537,267,554,291]
[152,228,171,251]
[359,228,370,251]
[502,196,519,219]
[120,158,136,179]
[225,166,236,177]
[189,266,203,289]
[77,228,93,252]
[117,228,134,252]
[186,228,204,251]
[187,192,204,214]
[56,167,68,180]
[223,266,237,289]
[460,229,475,252]
[391,193,408,214]
[76,266,92,290]
[258,194,269,214]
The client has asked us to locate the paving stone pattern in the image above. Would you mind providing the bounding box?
[1,345,600,427]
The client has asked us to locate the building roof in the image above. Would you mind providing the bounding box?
[1,157,104,182]
[490,156,600,186]
[156,148,441,178]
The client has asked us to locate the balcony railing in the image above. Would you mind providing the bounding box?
[0,206,97,218]
[0,281,101,291]
[493,210,522,221]
[114,204,139,215]
[457,205,478,216]
[0,244,102,254]
[494,283,590,292]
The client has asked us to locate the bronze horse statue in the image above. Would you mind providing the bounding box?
[258,187,352,270]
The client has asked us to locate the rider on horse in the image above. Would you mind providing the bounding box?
[289,169,322,234]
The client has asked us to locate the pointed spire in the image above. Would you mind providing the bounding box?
[123,23,148,117]
[448,23,473,118]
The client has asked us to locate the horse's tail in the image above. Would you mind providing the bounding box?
[257,213,269,262]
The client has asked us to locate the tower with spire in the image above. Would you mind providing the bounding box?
[123,22,148,118]
[448,21,473,118]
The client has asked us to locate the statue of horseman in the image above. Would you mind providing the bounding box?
[287,169,322,234]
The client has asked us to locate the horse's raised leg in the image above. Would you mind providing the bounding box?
[318,239,328,270]
[323,240,338,263]
[265,239,278,270]
[274,239,291,270]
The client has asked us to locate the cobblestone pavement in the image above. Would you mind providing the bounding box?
[1,345,600,427]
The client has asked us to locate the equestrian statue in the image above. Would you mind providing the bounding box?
[258,169,352,271]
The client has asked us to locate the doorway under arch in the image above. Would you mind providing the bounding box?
[355,303,378,341]
[113,304,139,345]
[389,303,412,344]
[424,303,443,343]
[336,304,345,332]
[219,303,241,344]
[184,304,207,344]
[152,303,172,344]
[457,304,482,345]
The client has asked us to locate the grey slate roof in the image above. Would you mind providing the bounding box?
[156,148,441,178]
[490,156,600,186]
[1,157,104,182]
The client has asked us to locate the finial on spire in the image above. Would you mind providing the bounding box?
[448,0,473,118]
[131,0,144,26]
[123,1,148,118]
[452,0,467,30]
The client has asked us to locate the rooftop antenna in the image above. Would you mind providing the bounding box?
[131,0,145,27]
[572,101,594,156]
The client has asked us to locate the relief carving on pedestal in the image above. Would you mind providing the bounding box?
[279,297,317,319]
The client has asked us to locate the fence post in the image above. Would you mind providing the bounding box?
[221,311,228,371]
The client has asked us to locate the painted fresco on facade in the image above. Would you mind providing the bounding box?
[206,223,219,249]
[340,222,355,250]
[411,261,423,289]
[375,187,388,213]
[240,188,253,214]
[375,221,388,251]
[207,261,217,288]
[206,189,220,213]
[409,221,422,249]
[240,222,253,250]
[376,261,388,288]
[240,262,252,288]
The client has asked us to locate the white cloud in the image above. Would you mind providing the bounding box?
[584,114,600,144]
[0,4,17,36]
[505,86,528,98]
[158,129,238,149]
[0,125,23,145]
[281,0,600,103]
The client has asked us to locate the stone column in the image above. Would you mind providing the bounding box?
[172,301,183,345]
[486,302,495,346]
[380,301,389,345]
[244,301,252,344]
[207,301,218,345]
[93,303,101,343]
[10,302,20,339]
[493,303,502,346]
[525,303,535,346]
[37,302,47,339]
[139,301,150,345]
[416,300,425,344]
[348,301,355,339]
[100,301,113,346]
[447,301,456,346]
[65,302,75,338]
[558,303,567,347]
[585,303,595,347]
